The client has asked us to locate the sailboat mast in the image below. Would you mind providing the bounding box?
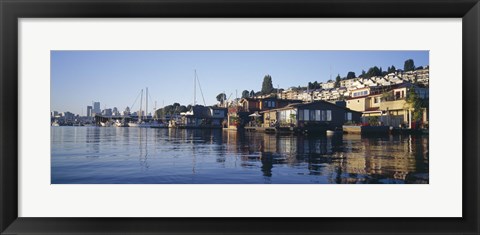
[146,87,148,121]
[194,70,197,106]
[139,89,143,122]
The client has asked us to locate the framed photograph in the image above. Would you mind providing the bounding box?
[1,0,478,234]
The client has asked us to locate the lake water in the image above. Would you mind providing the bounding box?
[51,127,429,184]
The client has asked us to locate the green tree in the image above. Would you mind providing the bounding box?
[404,59,415,71]
[335,74,341,88]
[346,71,356,79]
[249,90,255,97]
[406,86,424,123]
[163,105,174,115]
[261,74,274,94]
[216,93,227,104]
[366,66,382,78]
[387,65,396,73]
[155,109,162,118]
[241,90,249,98]
[359,70,366,78]
[308,82,314,90]
[178,105,188,113]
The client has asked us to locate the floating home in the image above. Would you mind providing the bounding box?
[181,105,227,128]
[226,97,302,129]
[260,100,362,133]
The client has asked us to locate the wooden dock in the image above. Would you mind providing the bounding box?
[343,125,390,134]
[245,126,277,133]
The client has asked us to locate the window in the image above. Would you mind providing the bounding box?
[315,110,321,121]
[321,110,326,121]
[346,112,352,121]
[304,109,310,121]
[395,91,401,99]
[272,101,276,108]
[278,111,285,121]
[299,109,304,120]
[326,110,332,121]
[310,110,316,120]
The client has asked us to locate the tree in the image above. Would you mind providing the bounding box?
[346,71,356,79]
[163,105,174,114]
[406,86,424,124]
[249,90,255,97]
[366,66,382,78]
[155,109,162,118]
[387,65,396,73]
[261,75,274,94]
[216,93,227,104]
[359,70,366,78]
[178,105,188,113]
[335,74,341,88]
[241,90,249,98]
[404,59,415,71]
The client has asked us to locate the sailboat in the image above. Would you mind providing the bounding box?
[128,88,145,127]
[150,101,166,128]
[129,87,160,128]
[178,69,209,129]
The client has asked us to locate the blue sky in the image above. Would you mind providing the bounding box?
[51,50,428,115]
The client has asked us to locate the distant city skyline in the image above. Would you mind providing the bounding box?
[51,50,429,115]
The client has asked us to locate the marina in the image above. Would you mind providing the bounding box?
[50,51,430,184]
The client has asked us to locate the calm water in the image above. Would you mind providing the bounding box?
[51,127,429,184]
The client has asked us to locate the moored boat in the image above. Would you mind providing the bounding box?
[115,120,129,127]
[100,121,113,127]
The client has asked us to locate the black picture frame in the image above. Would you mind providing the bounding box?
[1,0,479,234]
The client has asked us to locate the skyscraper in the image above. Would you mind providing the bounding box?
[93,102,101,115]
[112,107,119,116]
[87,106,92,117]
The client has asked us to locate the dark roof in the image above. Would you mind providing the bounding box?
[241,97,302,103]
[209,106,227,111]
[261,100,361,114]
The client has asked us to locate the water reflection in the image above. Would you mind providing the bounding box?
[51,127,428,184]
[221,130,428,184]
